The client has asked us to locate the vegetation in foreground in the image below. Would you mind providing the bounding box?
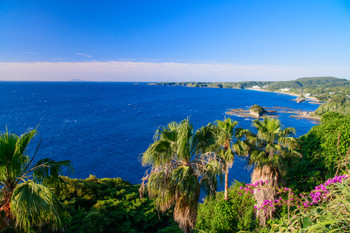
[196,181,257,232]
[140,119,221,233]
[141,113,350,232]
[245,117,300,226]
[287,112,350,192]
[0,128,72,232]
[1,110,350,232]
[50,175,174,233]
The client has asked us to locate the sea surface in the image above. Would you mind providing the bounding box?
[0,82,319,187]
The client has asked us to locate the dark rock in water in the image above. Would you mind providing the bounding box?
[250,104,267,117]
[226,104,319,122]
[226,105,277,119]
[294,96,306,103]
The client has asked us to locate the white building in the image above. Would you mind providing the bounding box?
[252,85,261,89]
[280,88,290,91]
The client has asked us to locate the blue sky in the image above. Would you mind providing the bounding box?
[1,0,350,81]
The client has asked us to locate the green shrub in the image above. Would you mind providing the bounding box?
[287,112,350,192]
[196,181,257,232]
[315,101,350,116]
[50,175,172,233]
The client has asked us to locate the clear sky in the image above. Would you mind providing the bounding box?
[1,0,350,81]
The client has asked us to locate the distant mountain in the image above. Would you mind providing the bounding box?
[296,76,347,83]
[294,76,348,87]
[70,79,87,82]
[266,77,350,90]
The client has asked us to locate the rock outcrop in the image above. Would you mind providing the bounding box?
[294,96,306,103]
[250,105,267,117]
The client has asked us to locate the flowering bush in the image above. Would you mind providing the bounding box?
[238,175,349,214]
[266,174,350,232]
[310,174,348,204]
[238,180,269,195]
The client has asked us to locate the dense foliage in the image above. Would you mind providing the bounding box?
[287,112,350,192]
[50,175,174,233]
[196,181,257,232]
[266,77,349,92]
[314,99,350,116]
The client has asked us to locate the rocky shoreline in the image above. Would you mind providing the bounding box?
[226,106,277,119]
[226,105,320,123]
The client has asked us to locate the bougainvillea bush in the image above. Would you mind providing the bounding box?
[237,175,350,232]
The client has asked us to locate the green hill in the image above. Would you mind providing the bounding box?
[154,77,350,115]
[266,77,350,91]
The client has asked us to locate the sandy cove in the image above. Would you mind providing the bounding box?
[245,88,321,103]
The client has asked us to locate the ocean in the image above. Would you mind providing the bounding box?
[0,82,318,186]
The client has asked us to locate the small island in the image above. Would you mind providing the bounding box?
[293,95,306,103]
[250,104,268,117]
[226,104,320,122]
[226,104,277,118]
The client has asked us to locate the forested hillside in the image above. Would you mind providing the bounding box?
[153,77,350,116]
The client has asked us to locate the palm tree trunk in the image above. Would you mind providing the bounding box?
[224,166,229,201]
[251,165,279,226]
[224,140,230,201]
[225,167,228,201]
[0,191,14,228]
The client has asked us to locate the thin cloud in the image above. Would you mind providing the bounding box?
[23,51,38,55]
[74,53,92,58]
[0,61,349,82]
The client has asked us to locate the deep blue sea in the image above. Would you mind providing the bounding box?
[0,82,318,187]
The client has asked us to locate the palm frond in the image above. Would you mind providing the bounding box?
[142,140,173,166]
[0,128,72,232]
[10,180,69,233]
[13,128,37,159]
[0,132,20,182]
[195,123,217,154]
[32,159,73,184]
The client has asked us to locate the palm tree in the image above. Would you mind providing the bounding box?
[140,119,222,233]
[0,128,72,232]
[246,117,300,226]
[214,118,238,201]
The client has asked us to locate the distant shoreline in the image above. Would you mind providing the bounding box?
[245,88,320,103]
